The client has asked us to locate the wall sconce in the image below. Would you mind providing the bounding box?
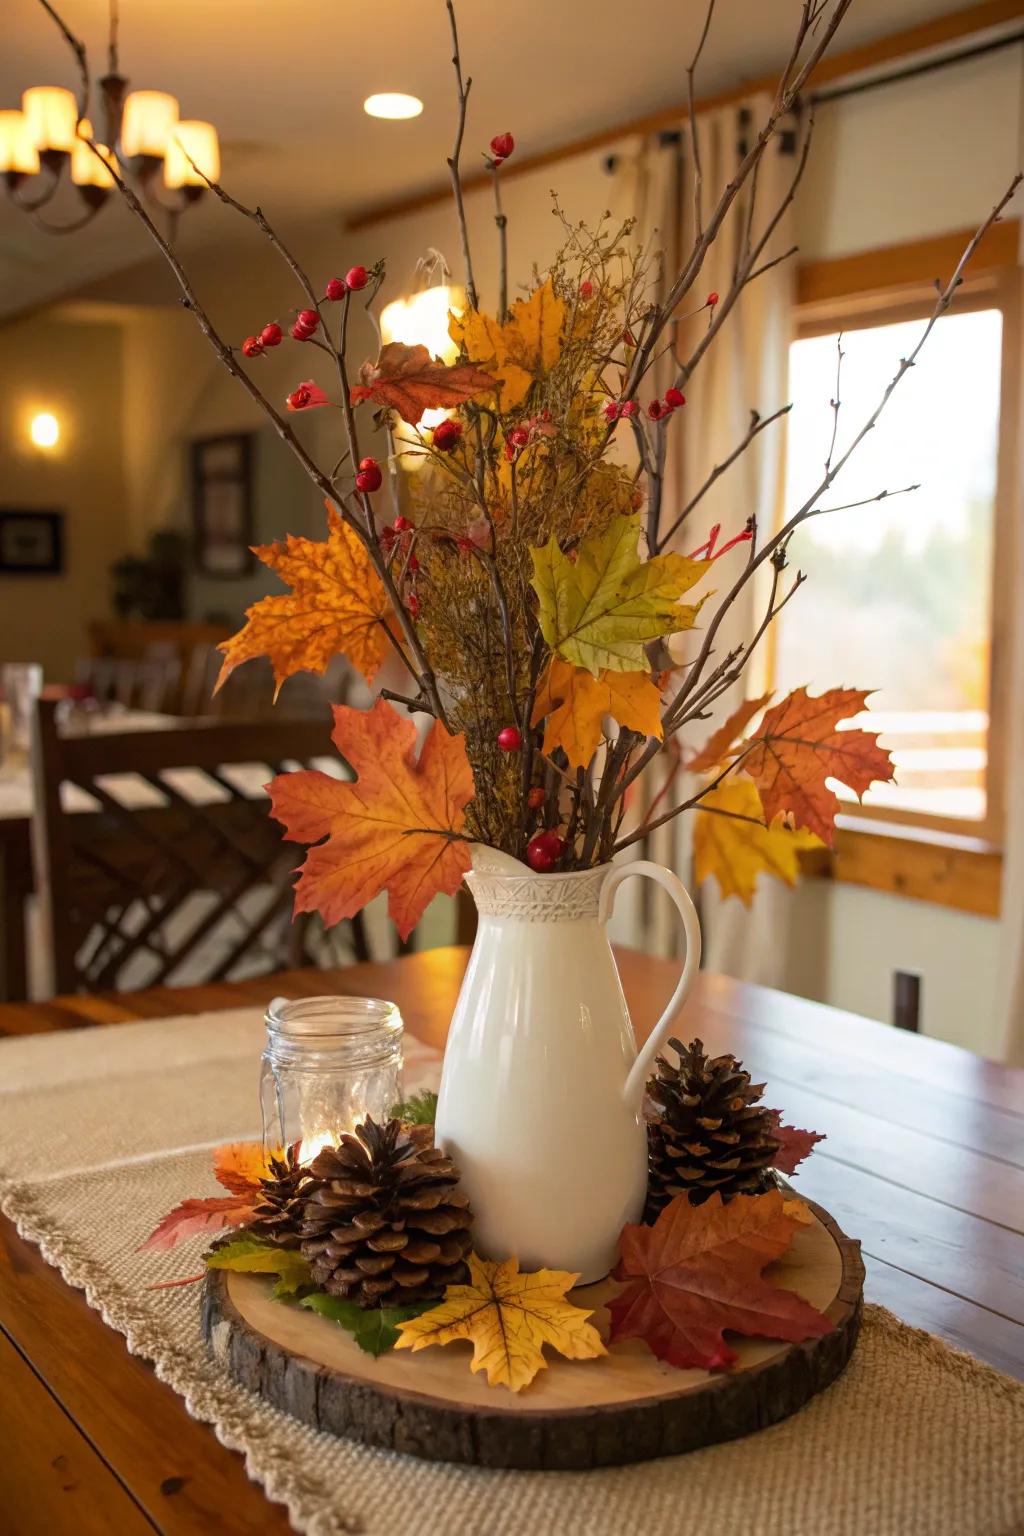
[29,412,60,450]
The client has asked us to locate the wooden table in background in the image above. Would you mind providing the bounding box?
[2,948,1023,1534]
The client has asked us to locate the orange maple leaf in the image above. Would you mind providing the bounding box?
[215,507,390,697]
[740,686,894,846]
[686,692,772,774]
[350,341,496,425]
[213,1141,275,1198]
[531,656,663,771]
[608,1189,831,1371]
[269,697,475,940]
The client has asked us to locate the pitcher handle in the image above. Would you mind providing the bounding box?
[598,860,702,1110]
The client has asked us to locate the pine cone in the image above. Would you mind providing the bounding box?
[300,1117,473,1307]
[248,1146,314,1248]
[645,1037,780,1219]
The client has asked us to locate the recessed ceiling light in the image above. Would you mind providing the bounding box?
[364,92,423,121]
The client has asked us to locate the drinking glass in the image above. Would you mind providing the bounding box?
[1,663,43,754]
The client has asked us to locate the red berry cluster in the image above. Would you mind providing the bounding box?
[489,132,514,166]
[355,456,382,494]
[647,387,686,421]
[242,320,284,357]
[239,264,371,360]
[579,278,594,300]
[603,399,638,423]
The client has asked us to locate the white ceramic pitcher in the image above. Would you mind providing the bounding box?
[435,846,702,1282]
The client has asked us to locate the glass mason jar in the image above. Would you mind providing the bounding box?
[260,996,404,1162]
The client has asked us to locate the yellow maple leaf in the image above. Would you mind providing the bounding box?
[531,512,708,675]
[693,778,822,907]
[532,656,663,769]
[394,1252,606,1392]
[449,276,565,411]
[216,506,390,697]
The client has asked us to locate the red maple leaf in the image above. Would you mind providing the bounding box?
[350,342,496,425]
[765,1111,826,1175]
[608,1190,832,1370]
[139,1195,254,1252]
[741,686,894,846]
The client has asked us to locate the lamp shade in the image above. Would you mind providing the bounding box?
[0,110,40,175]
[120,90,178,158]
[164,120,220,188]
[21,86,77,153]
[70,120,116,189]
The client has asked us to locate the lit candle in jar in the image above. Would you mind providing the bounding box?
[260,997,405,1164]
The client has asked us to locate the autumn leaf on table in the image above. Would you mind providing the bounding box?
[531,513,709,675]
[531,655,663,769]
[140,1140,275,1251]
[394,1253,606,1392]
[269,697,474,940]
[741,686,894,846]
[215,507,390,696]
[449,276,566,411]
[608,1189,831,1371]
[764,1110,826,1175]
[686,693,772,774]
[350,341,496,426]
[693,779,822,906]
[213,1141,275,1198]
[140,1195,256,1252]
[206,1234,313,1296]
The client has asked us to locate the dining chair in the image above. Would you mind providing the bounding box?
[29,701,371,994]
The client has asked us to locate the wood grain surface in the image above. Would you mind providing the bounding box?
[202,1203,863,1469]
[2,947,1023,1529]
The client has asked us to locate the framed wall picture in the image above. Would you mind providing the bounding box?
[191,433,255,578]
[0,509,64,575]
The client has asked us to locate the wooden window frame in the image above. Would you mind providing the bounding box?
[785,223,1019,916]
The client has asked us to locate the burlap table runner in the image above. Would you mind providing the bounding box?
[2,1009,1022,1536]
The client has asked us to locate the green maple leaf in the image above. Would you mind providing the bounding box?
[530,513,708,675]
[205,1235,312,1295]
[300,1291,434,1357]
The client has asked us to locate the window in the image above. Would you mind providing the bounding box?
[772,239,1016,850]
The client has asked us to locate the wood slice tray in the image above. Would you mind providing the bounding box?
[202,1200,864,1470]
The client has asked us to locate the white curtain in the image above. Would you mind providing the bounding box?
[607,100,805,981]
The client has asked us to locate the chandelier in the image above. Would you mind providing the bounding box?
[0,1,219,235]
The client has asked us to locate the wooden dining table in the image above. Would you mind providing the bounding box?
[2,947,1022,1535]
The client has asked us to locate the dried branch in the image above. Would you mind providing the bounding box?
[686,0,717,240]
[656,405,791,552]
[825,332,844,471]
[445,0,478,310]
[615,172,1023,811]
[38,0,453,731]
[491,164,508,320]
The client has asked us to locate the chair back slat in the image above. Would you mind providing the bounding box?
[30,700,354,994]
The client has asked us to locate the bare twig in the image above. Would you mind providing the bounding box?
[826,331,844,471]
[686,0,717,240]
[445,0,478,309]
[615,172,1023,810]
[491,163,508,320]
[656,405,791,551]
